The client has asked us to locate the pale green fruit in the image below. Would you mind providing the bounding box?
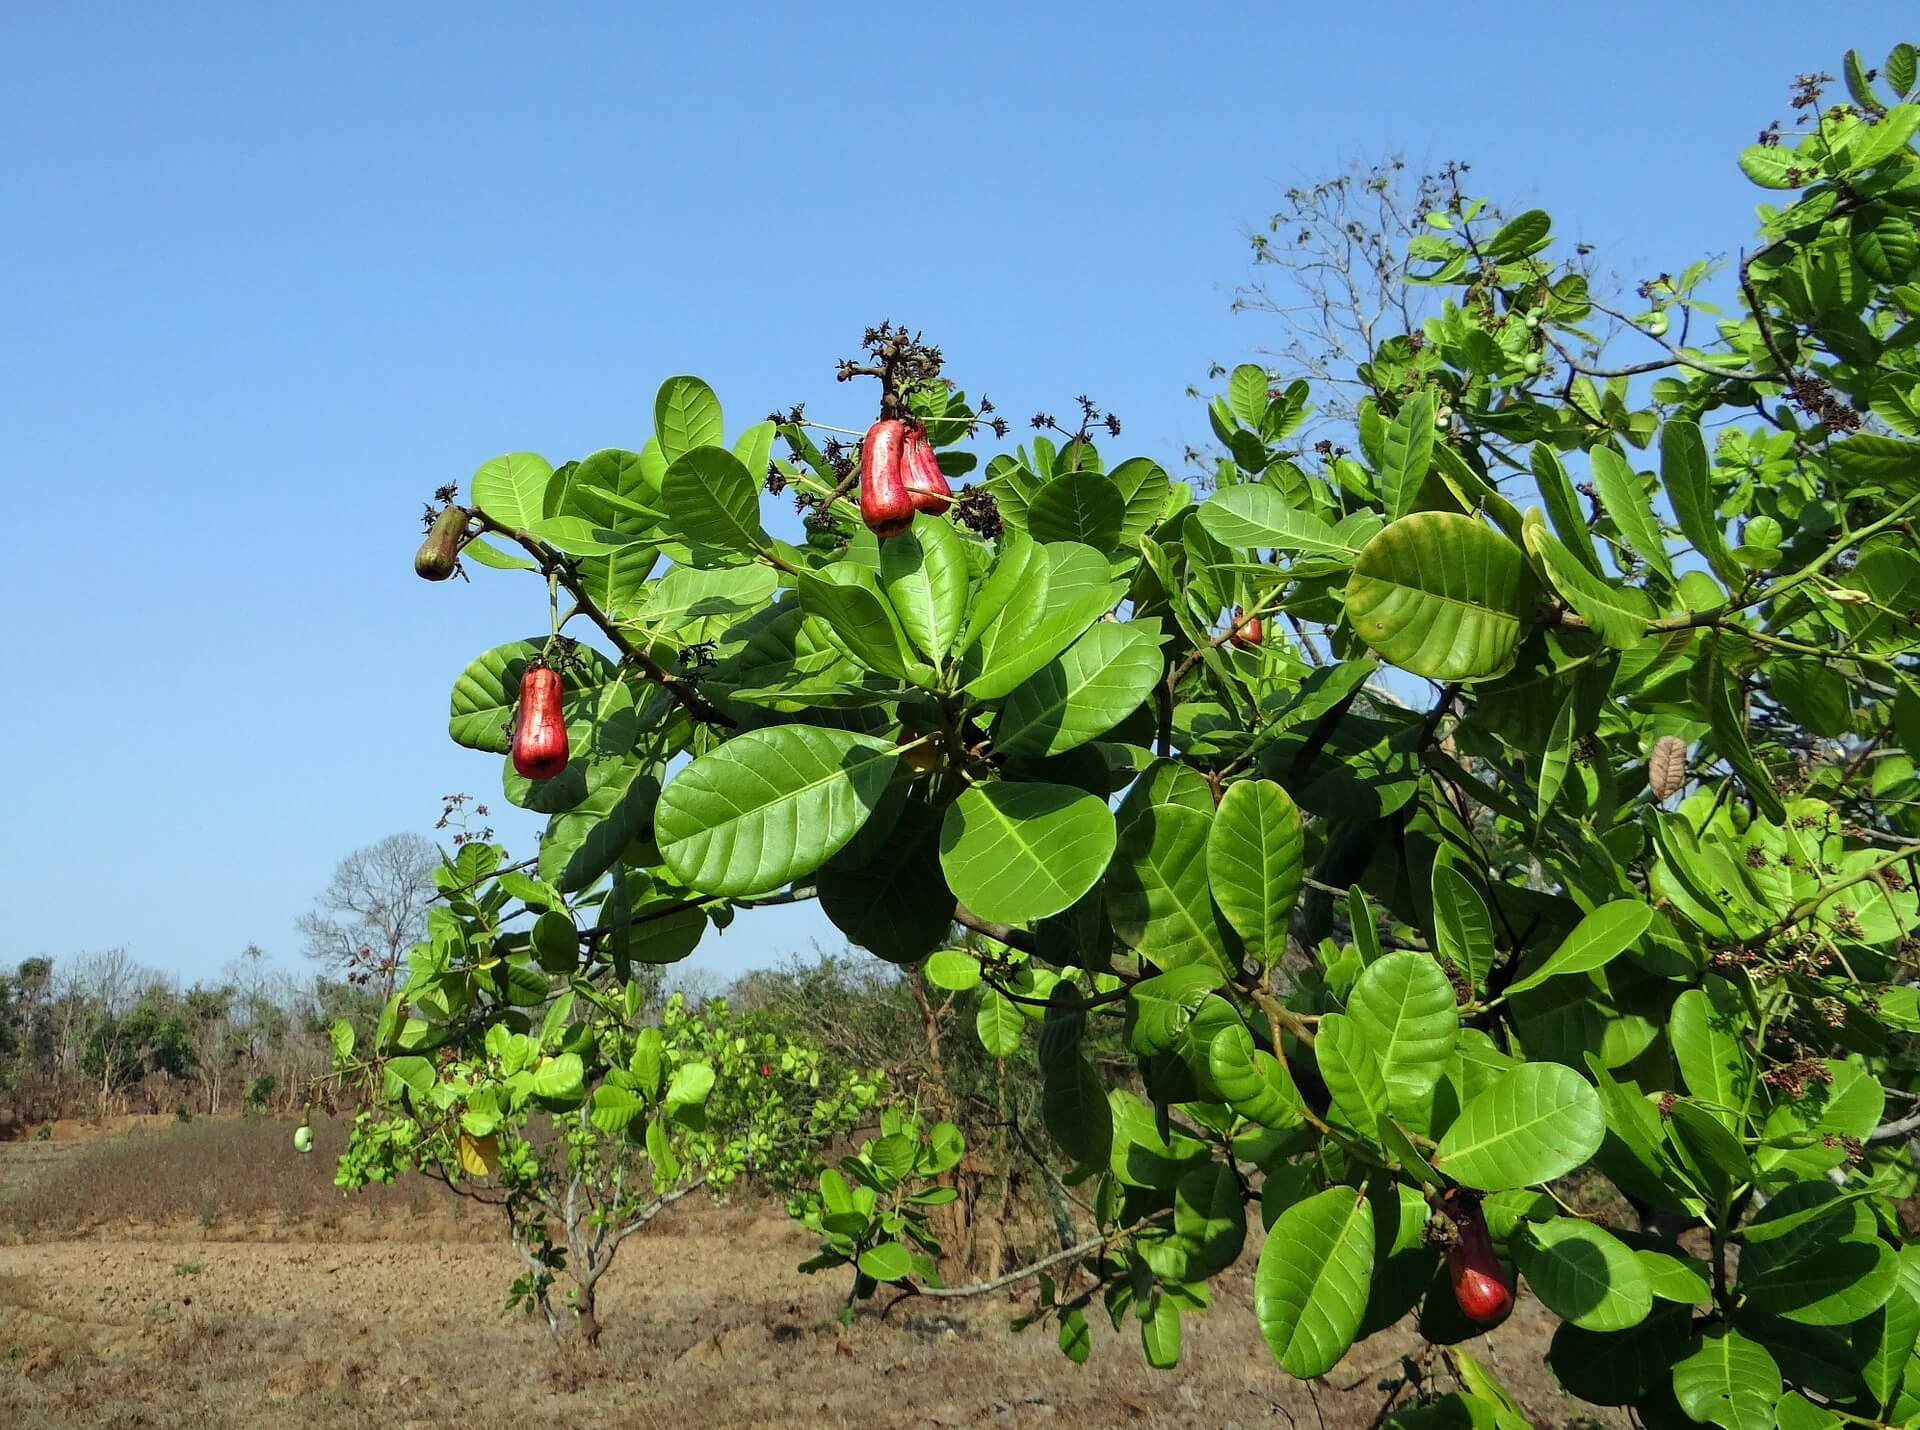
[293,1126,314,1154]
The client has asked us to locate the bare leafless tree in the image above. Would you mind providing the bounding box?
[1225,156,1478,437]
[297,833,441,999]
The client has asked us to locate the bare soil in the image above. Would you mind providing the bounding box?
[0,1123,1618,1429]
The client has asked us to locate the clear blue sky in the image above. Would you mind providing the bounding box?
[3,3,1910,989]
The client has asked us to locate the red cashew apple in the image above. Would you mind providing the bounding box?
[1444,1192,1514,1323]
[512,663,570,780]
[859,419,915,537]
[901,423,953,515]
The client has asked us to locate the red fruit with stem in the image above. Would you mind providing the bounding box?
[511,662,569,780]
[1444,1192,1514,1323]
[1230,606,1263,648]
[901,423,953,516]
[859,419,915,537]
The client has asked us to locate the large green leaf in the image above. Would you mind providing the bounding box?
[1671,1328,1782,1430]
[1109,457,1173,546]
[1027,469,1124,550]
[1759,1061,1885,1178]
[1108,799,1231,974]
[1205,779,1304,962]
[471,451,555,530]
[975,988,1023,1057]
[1382,391,1436,522]
[818,801,953,965]
[1431,861,1495,989]
[656,726,898,895]
[660,446,768,556]
[1346,952,1459,1113]
[1254,1186,1376,1378]
[994,621,1162,757]
[962,543,1124,698]
[1432,1063,1605,1191]
[654,374,724,463]
[1741,1237,1897,1326]
[939,781,1116,925]
[1196,485,1358,557]
[1316,1012,1387,1136]
[1514,1218,1652,1332]
[796,564,918,679]
[1523,511,1650,649]
[877,514,970,663]
[1659,419,1741,589]
[1125,966,1225,1056]
[538,759,660,893]
[1506,900,1654,995]
[1344,513,1541,680]
[1530,444,1604,575]
[1588,445,1674,583]
[1668,977,1751,1127]
[1108,1088,1209,1191]
[1042,1052,1112,1170]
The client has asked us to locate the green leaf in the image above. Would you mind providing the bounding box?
[654,375,724,463]
[1109,797,1232,974]
[1742,1236,1898,1326]
[1588,446,1674,583]
[1659,419,1741,589]
[1697,646,1787,824]
[817,801,953,966]
[588,1083,644,1135]
[1228,364,1268,427]
[1316,1012,1388,1136]
[924,949,981,991]
[1536,689,1576,825]
[1848,102,1920,171]
[1027,469,1125,551]
[1346,951,1459,1113]
[663,1060,714,1115]
[1431,862,1495,990]
[1760,1061,1885,1178]
[1531,445,1604,575]
[1637,1250,1711,1304]
[962,543,1124,699]
[1170,1162,1248,1279]
[995,622,1162,758]
[1196,486,1357,557]
[1108,456,1173,545]
[857,1241,913,1282]
[1254,1186,1376,1378]
[877,515,970,663]
[661,447,768,556]
[1668,976,1752,1126]
[1487,209,1550,259]
[656,725,899,896]
[1344,513,1541,680]
[939,781,1117,925]
[1042,1053,1112,1170]
[1382,391,1436,522]
[1523,512,1650,649]
[1506,900,1654,995]
[470,451,554,530]
[1124,968,1225,1061]
[1432,1063,1605,1191]
[796,565,918,680]
[975,988,1023,1057]
[530,1053,585,1104]
[1107,1089,1209,1191]
[1671,1328,1781,1430]
[1514,1218,1652,1331]
[1205,779,1304,963]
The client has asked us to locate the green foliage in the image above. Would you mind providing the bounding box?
[361,43,1920,1419]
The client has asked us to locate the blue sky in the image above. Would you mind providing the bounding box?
[3,3,1910,990]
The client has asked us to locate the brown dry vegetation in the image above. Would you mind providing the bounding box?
[0,1119,1621,1430]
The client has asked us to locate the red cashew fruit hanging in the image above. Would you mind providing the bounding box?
[1229,606,1263,648]
[901,423,953,515]
[1444,1190,1514,1323]
[858,419,915,538]
[511,662,570,780]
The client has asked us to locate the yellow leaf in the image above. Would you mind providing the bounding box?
[458,1132,499,1177]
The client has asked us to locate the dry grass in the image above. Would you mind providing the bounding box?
[0,1116,453,1242]
[0,1120,1629,1430]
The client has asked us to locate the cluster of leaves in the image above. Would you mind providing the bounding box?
[344,37,1920,1427]
[329,852,884,1335]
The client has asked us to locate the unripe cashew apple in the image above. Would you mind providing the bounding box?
[293,1125,314,1154]
[1637,310,1670,338]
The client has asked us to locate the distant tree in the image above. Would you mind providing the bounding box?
[297,833,440,999]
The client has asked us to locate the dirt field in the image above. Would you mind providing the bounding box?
[0,1121,1615,1430]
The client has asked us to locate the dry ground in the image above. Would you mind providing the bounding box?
[0,1118,1616,1430]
